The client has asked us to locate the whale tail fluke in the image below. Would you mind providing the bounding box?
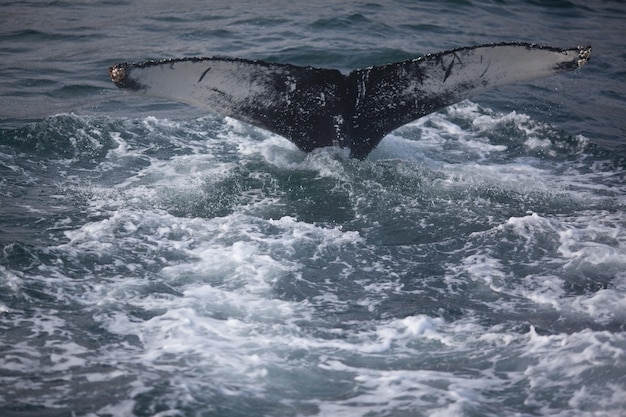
[109,42,591,159]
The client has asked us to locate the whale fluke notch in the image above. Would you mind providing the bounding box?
[109,42,591,159]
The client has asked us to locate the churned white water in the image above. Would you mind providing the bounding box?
[3,101,625,416]
[1,0,625,416]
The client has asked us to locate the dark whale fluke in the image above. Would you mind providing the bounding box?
[109,42,591,159]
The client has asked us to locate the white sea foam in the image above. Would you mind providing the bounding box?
[3,101,625,416]
[450,208,626,330]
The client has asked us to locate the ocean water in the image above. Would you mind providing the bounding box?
[1,1,625,416]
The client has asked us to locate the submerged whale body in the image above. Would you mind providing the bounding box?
[109,42,591,159]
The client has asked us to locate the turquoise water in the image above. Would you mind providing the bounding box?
[1,1,625,416]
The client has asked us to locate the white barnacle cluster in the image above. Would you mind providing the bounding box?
[317,92,326,107]
[577,45,592,67]
[284,75,297,105]
[108,65,126,83]
[332,114,346,147]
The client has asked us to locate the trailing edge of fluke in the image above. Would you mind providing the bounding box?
[109,42,591,159]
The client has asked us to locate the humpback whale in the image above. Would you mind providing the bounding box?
[109,42,591,159]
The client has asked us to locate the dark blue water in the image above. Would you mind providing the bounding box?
[1,1,625,416]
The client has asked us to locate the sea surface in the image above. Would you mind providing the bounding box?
[1,1,625,416]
